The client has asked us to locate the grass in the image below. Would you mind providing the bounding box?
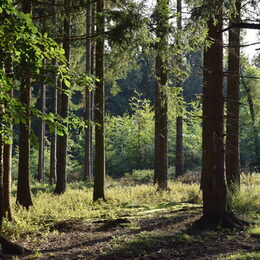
[217,251,260,260]
[3,173,260,242]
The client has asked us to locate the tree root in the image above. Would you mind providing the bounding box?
[193,212,248,230]
[0,236,33,255]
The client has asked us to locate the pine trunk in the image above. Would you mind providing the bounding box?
[84,0,93,181]
[54,0,70,194]
[154,0,169,190]
[175,0,184,178]
[50,0,57,184]
[196,3,240,228]
[226,0,241,191]
[93,0,106,201]
[16,0,33,208]
[38,61,46,183]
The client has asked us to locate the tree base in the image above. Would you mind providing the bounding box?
[0,236,33,255]
[193,212,249,230]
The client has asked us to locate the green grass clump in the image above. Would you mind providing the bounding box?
[231,173,260,220]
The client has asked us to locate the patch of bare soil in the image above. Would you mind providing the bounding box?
[2,207,259,260]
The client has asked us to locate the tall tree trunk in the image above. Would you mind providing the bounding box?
[154,0,169,190]
[50,0,58,184]
[226,0,241,191]
[54,0,70,194]
[0,137,4,229]
[3,59,13,220]
[196,1,242,228]
[84,0,93,181]
[17,0,33,208]
[38,60,46,183]
[175,0,184,178]
[93,0,106,201]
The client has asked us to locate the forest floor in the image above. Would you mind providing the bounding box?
[3,203,260,260]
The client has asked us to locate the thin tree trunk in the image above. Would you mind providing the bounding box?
[50,0,57,184]
[38,60,46,183]
[17,0,33,208]
[84,0,93,181]
[54,0,70,194]
[154,0,169,190]
[93,0,106,201]
[226,0,241,191]
[195,2,242,228]
[3,59,13,220]
[175,0,184,178]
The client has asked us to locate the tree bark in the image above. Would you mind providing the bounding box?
[54,0,70,194]
[84,0,93,181]
[154,0,169,190]
[226,0,241,191]
[93,0,106,201]
[17,0,33,208]
[175,0,184,178]
[3,59,13,220]
[38,60,46,183]
[50,0,58,184]
[196,2,242,228]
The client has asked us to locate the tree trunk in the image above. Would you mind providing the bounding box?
[50,0,58,184]
[84,0,93,181]
[196,2,242,228]
[93,0,106,201]
[38,60,46,183]
[16,0,33,209]
[54,0,70,194]
[3,59,13,220]
[175,0,184,178]
[226,0,241,191]
[154,0,169,190]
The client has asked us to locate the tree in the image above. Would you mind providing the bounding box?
[154,0,169,190]
[37,60,46,183]
[175,0,184,178]
[16,0,33,208]
[93,0,106,201]
[226,0,241,190]
[196,1,243,228]
[54,0,71,194]
[84,0,93,181]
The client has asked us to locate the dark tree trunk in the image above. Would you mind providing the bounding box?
[226,0,241,191]
[16,0,33,209]
[38,60,46,183]
[154,0,169,190]
[196,2,242,229]
[93,0,106,201]
[50,0,58,184]
[84,0,93,181]
[3,59,13,220]
[175,0,184,178]
[54,0,70,194]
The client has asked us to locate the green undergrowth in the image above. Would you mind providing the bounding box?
[3,173,260,241]
[217,251,260,260]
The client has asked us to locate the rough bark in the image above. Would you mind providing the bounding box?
[93,0,106,201]
[38,60,46,183]
[16,0,33,208]
[84,0,93,181]
[3,60,13,220]
[54,0,70,194]
[226,0,241,191]
[175,0,184,178]
[154,0,169,190]
[50,0,58,184]
[196,2,242,229]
